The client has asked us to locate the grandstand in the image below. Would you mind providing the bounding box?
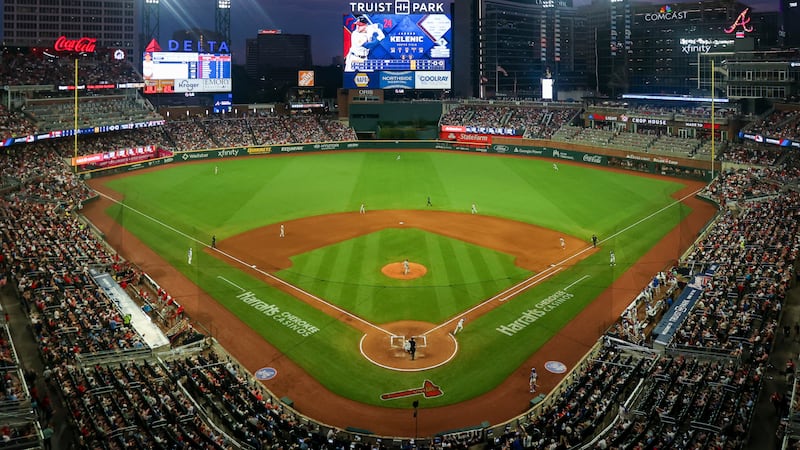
[1,49,800,449]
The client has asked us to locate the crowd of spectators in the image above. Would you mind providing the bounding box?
[742,108,800,140]
[0,49,140,88]
[439,104,579,139]
[0,96,798,449]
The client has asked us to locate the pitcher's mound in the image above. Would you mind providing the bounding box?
[382,262,427,280]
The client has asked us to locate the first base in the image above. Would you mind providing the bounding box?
[399,221,404,224]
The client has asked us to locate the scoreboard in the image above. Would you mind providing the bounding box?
[343,12,452,90]
[143,52,232,94]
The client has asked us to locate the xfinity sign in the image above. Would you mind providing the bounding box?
[349,1,445,14]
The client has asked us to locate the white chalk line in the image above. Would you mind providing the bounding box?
[427,187,705,335]
[95,190,395,337]
[97,186,703,348]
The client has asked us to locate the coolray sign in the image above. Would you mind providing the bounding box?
[497,291,574,336]
[645,5,688,21]
[349,1,446,14]
[679,38,734,54]
[236,291,319,337]
[415,71,451,89]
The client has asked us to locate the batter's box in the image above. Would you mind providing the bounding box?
[390,335,427,348]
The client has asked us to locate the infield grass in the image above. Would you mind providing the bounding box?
[100,150,691,408]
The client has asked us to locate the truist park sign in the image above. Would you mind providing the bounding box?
[54,36,97,53]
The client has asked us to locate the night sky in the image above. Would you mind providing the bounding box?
[157,0,781,66]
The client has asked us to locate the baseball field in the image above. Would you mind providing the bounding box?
[84,149,714,436]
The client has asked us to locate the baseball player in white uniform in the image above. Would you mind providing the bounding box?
[280,224,285,238]
[345,16,384,72]
[453,317,465,335]
[403,259,410,275]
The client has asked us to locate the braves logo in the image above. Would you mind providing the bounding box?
[380,380,443,400]
[725,8,753,35]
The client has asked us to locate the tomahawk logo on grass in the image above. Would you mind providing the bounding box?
[380,380,443,401]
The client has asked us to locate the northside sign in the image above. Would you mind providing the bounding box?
[349,1,446,14]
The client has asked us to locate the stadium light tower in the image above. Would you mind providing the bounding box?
[142,0,160,57]
[216,0,232,49]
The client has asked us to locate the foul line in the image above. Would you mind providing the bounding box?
[217,276,246,292]
[564,275,590,291]
[426,187,705,335]
[96,185,703,342]
[94,191,396,337]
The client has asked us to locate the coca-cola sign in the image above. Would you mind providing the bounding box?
[54,36,98,53]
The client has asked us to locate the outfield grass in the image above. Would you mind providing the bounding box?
[101,151,690,407]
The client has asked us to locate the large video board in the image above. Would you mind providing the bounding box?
[342,11,452,90]
[143,52,232,94]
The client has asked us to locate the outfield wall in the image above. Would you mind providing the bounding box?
[78,139,712,181]
[76,139,719,445]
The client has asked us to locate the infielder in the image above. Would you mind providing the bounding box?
[359,203,366,214]
[453,317,465,335]
[471,203,477,214]
[187,247,193,265]
[609,250,616,266]
[345,16,384,72]
[403,259,410,275]
[560,237,566,250]
[280,224,285,238]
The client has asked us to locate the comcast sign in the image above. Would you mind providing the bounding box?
[645,5,688,21]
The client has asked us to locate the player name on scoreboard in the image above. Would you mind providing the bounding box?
[353,59,447,71]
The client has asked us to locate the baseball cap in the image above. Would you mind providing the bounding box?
[356,16,369,25]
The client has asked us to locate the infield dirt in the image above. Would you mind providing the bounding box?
[85,167,714,437]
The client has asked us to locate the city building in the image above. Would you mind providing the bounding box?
[1,0,136,61]
[582,0,779,97]
[454,0,589,100]
[245,30,312,87]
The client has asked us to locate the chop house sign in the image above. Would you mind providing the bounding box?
[54,36,98,53]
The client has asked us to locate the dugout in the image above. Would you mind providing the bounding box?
[349,102,443,140]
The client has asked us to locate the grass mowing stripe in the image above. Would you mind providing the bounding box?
[102,151,691,407]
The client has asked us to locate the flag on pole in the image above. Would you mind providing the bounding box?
[496,65,508,76]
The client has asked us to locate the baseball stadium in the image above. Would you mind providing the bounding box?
[1,0,800,449]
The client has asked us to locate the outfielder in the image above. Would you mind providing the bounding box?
[345,16,384,72]
[609,250,616,266]
[187,247,193,265]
